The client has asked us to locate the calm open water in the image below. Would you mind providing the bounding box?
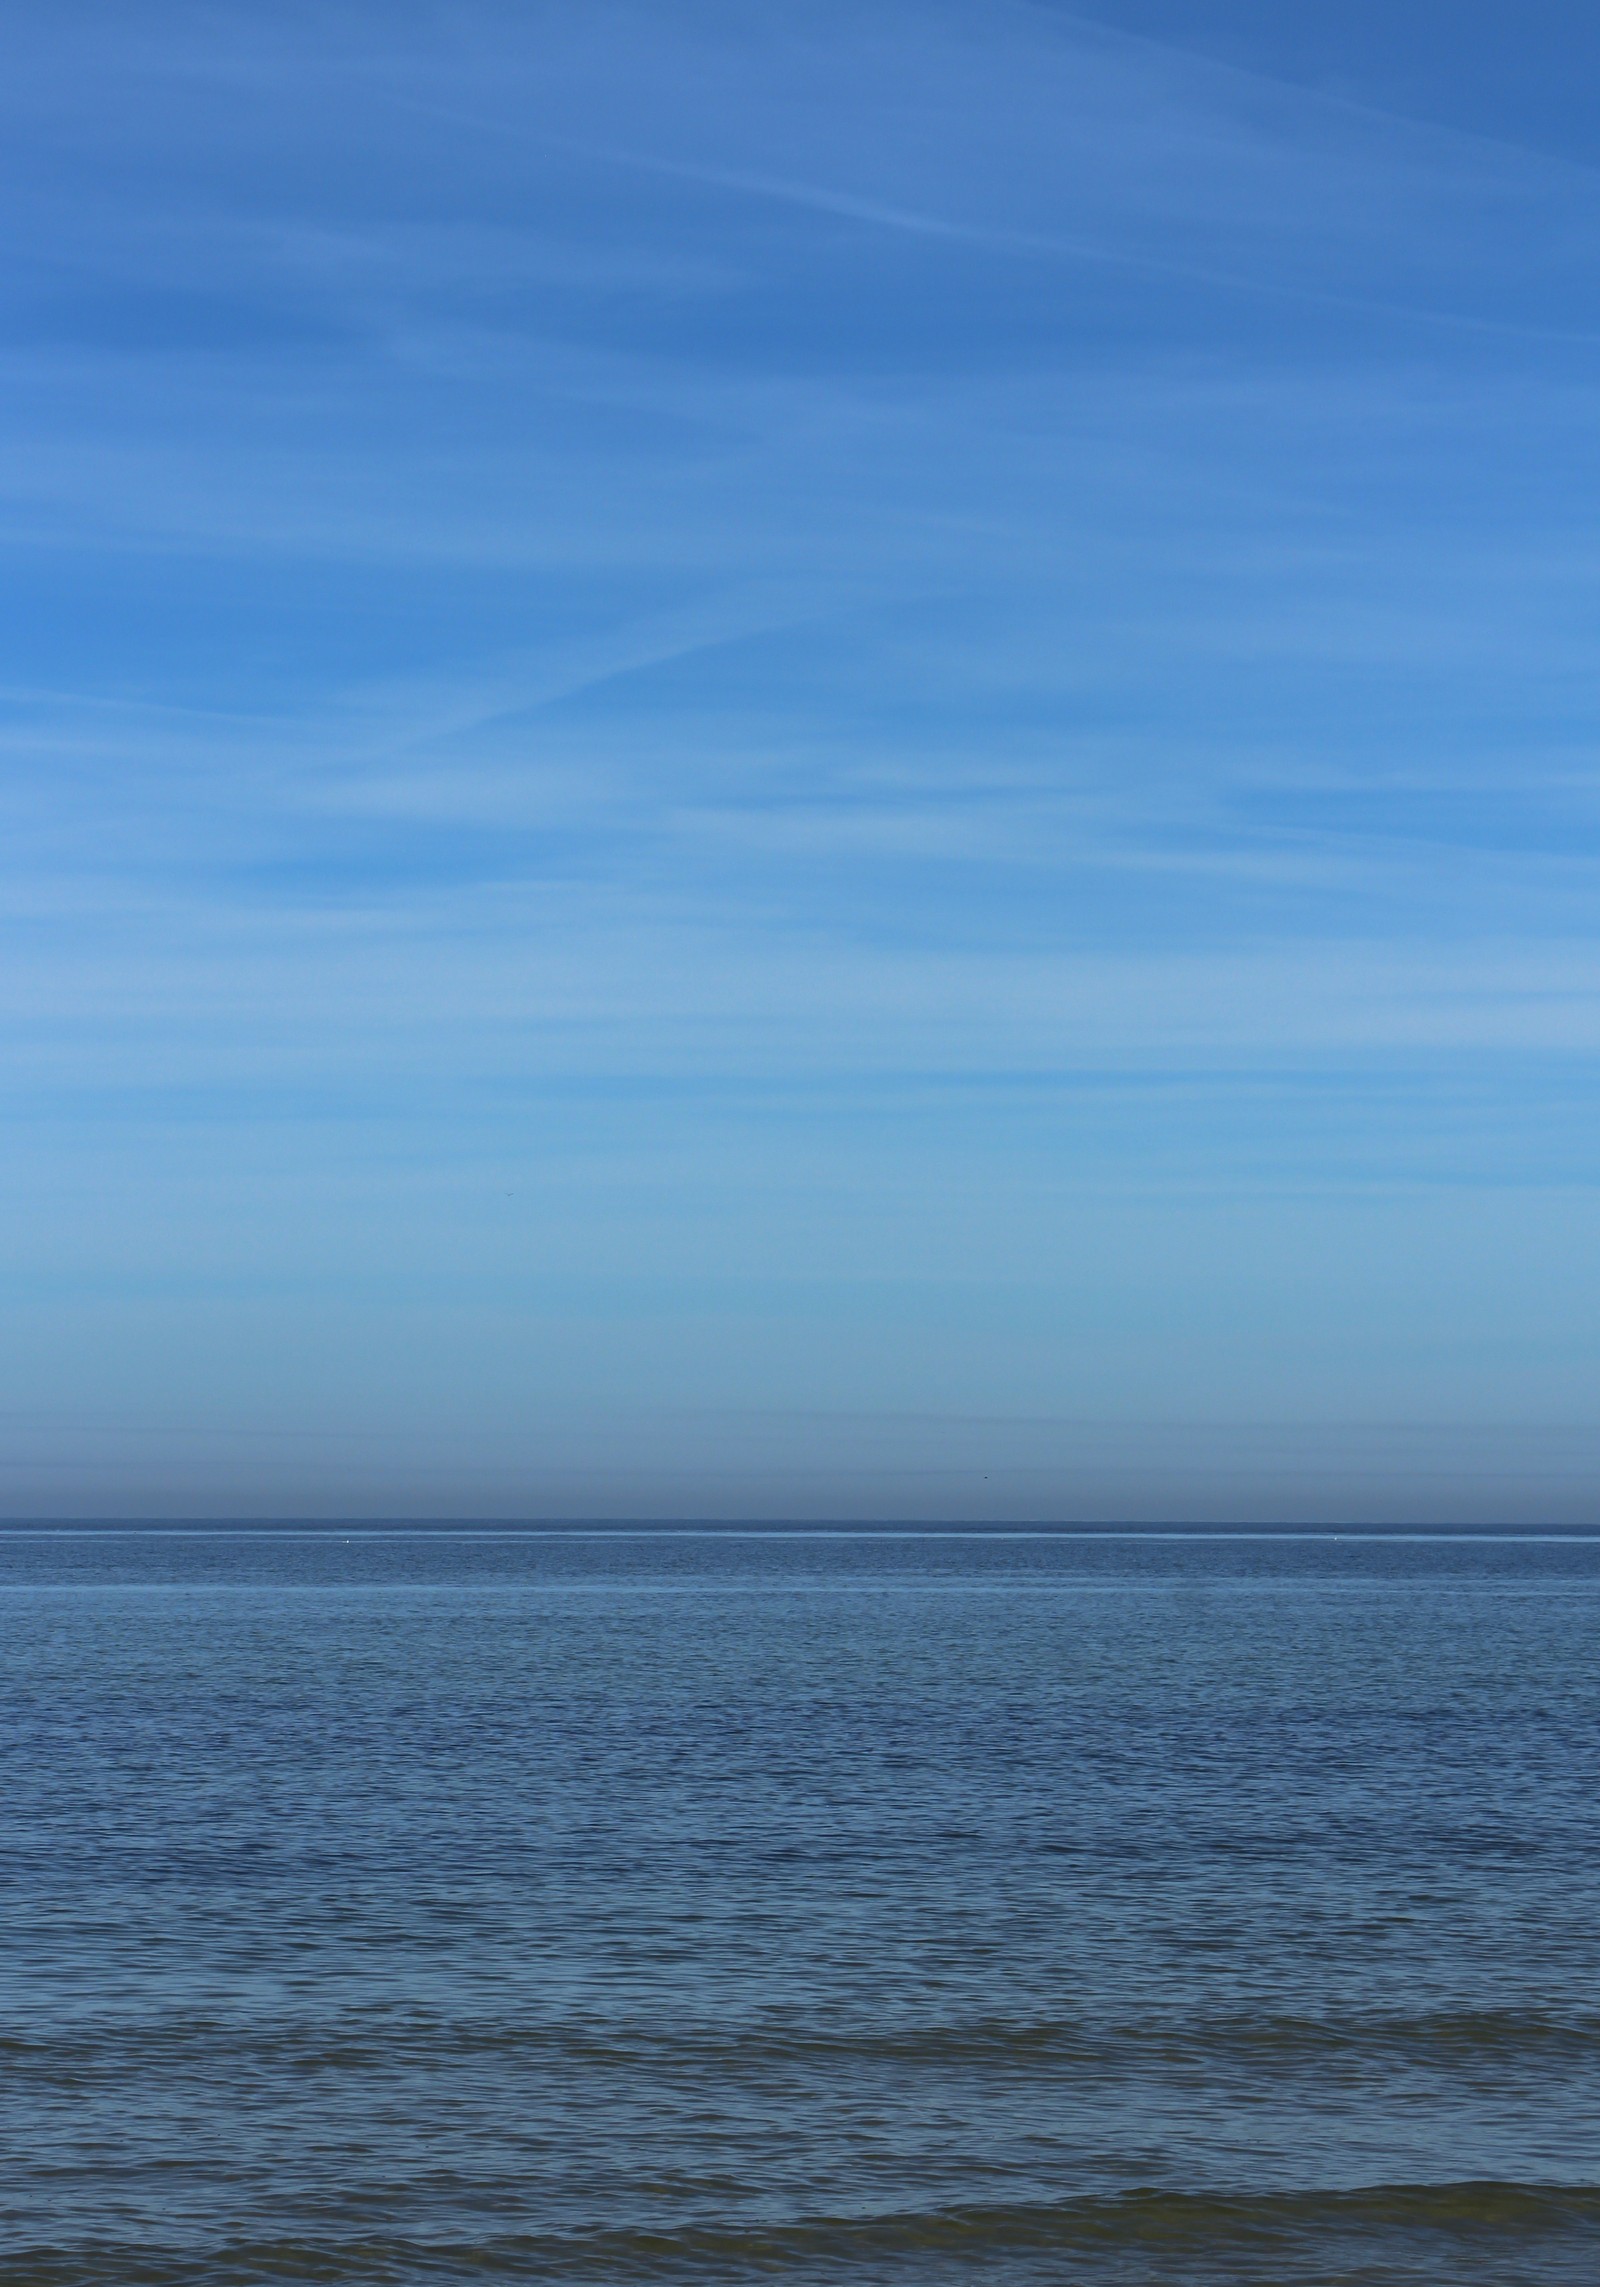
[3,1528,1599,2285]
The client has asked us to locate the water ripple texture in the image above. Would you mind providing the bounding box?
[2,1529,1598,2284]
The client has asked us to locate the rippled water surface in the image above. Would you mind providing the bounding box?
[4,1528,1599,2283]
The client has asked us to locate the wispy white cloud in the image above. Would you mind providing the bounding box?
[3,0,1600,1509]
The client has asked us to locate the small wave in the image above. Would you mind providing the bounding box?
[7,2183,1600,2285]
[7,2008,1600,2077]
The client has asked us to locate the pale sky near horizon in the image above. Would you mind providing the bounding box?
[6,0,1600,1521]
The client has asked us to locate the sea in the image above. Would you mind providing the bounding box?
[3,1527,1599,2285]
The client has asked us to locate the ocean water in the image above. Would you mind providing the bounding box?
[3,1529,1599,2286]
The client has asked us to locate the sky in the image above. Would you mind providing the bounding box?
[5,0,1600,1522]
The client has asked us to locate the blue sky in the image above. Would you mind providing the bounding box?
[6,0,1600,1520]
